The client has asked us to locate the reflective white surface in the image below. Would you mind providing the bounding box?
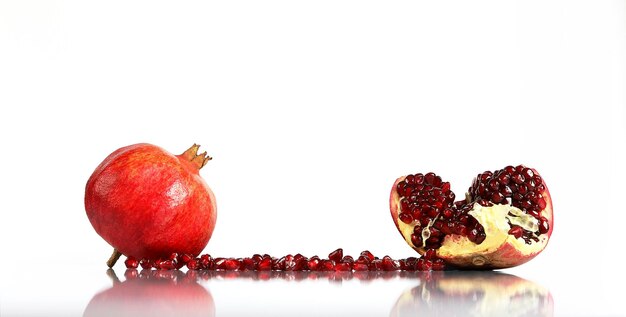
[2,264,624,316]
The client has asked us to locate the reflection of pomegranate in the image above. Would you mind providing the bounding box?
[83,269,215,317]
[85,143,217,267]
[390,271,553,317]
[390,165,553,269]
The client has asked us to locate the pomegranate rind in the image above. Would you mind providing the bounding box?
[389,168,553,269]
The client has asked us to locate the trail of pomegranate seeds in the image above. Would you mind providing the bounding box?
[123,248,446,272]
[119,268,441,283]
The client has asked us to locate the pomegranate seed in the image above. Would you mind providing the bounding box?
[242,257,256,270]
[124,257,139,269]
[405,174,415,184]
[399,212,413,224]
[512,173,525,185]
[328,248,343,262]
[492,192,504,203]
[284,255,298,271]
[447,191,455,201]
[258,257,272,271]
[180,254,193,264]
[456,224,468,236]
[427,207,438,217]
[402,186,413,196]
[527,210,540,218]
[199,254,212,269]
[213,258,226,269]
[432,259,446,271]
[306,257,320,271]
[423,249,437,260]
[369,259,383,271]
[291,254,307,271]
[416,259,432,271]
[477,183,486,195]
[400,200,411,213]
[468,228,479,242]
[382,256,399,271]
[538,217,550,234]
[522,168,534,179]
[500,185,513,196]
[396,182,405,193]
[335,262,352,271]
[360,250,375,262]
[537,198,547,209]
[518,184,528,194]
[411,173,423,184]
[475,231,487,244]
[159,260,176,270]
[441,182,451,192]
[488,179,499,191]
[272,257,286,270]
[425,172,436,185]
[404,257,418,271]
[411,234,423,247]
[497,173,510,185]
[508,225,524,238]
[341,256,354,264]
[353,263,369,271]
[320,260,335,271]
[224,258,241,270]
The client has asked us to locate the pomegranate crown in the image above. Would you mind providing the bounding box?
[180,144,212,169]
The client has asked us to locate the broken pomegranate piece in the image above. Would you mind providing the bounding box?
[390,165,553,269]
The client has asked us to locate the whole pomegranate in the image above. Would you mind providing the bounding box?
[390,165,553,269]
[85,143,217,267]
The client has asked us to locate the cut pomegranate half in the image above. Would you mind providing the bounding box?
[390,165,553,269]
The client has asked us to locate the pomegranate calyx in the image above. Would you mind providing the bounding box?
[180,144,212,170]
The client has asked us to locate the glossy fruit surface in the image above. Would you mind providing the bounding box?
[85,143,217,265]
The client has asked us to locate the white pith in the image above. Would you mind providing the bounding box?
[397,199,548,257]
[438,203,546,258]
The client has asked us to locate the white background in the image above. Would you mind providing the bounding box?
[1,1,625,316]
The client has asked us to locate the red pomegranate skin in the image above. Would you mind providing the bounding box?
[85,143,217,260]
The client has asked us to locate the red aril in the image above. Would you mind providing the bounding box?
[127,248,448,272]
[85,143,217,267]
[390,165,553,269]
